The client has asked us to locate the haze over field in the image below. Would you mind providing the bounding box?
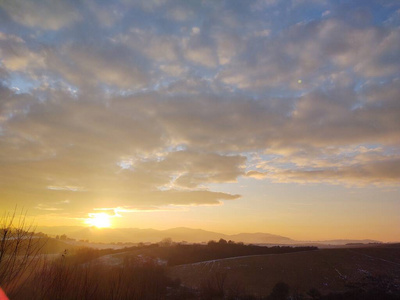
[0,0,399,242]
[36,226,381,245]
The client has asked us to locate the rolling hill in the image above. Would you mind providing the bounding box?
[36,226,381,245]
[168,245,400,296]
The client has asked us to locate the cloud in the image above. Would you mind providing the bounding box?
[0,86,247,213]
[245,171,268,180]
[215,31,243,65]
[0,0,399,220]
[0,0,81,30]
[267,157,400,186]
[166,6,194,22]
[86,0,123,28]
[0,32,45,72]
[155,150,246,188]
[114,29,180,63]
[218,18,400,90]
[46,43,150,89]
[183,35,218,68]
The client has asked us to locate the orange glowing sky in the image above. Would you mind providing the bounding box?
[0,0,399,242]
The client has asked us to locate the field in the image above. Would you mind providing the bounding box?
[167,245,400,297]
[3,235,400,299]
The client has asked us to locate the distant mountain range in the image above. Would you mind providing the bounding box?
[37,226,294,244]
[36,226,381,245]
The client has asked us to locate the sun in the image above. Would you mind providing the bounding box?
[85,213,112,228]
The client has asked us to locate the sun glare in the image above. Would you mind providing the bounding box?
[85,213,112,228]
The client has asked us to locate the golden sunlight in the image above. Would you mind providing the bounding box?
[85,213,112,228]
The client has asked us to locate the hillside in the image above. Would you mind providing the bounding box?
[168,245,400,296]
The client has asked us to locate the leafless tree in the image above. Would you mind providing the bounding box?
[0,209,44,288]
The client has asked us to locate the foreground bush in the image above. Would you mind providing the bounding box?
[10,253,171,300]
[0,210,44,289]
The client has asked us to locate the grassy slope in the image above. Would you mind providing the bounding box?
[167,246,400,296]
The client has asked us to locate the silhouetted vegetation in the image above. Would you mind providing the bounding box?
[267,282,290,300]
[9,252,180,299]
[162,239,317,266]
[0,210,44,288]
[1,214,398,300]
[2,241,399,300]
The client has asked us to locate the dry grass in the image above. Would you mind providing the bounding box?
[7,252,171,300]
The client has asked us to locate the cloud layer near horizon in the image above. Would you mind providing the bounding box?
[0,0,399,218]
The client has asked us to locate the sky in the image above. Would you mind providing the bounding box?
[0,0,399,242]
